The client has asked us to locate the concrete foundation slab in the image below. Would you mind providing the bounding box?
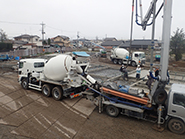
[73,98,96,116]
[63,97,81,107]
[129,70,149,79]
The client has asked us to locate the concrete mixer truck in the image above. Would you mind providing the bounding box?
[18,52,97,100]
[110,47,146,66]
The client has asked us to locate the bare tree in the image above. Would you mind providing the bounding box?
[0,29,7,42]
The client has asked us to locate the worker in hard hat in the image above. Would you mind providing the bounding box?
[146,71,154,92]
[136,65,141,80]
[154,67,159,77]
[120,64,128,81]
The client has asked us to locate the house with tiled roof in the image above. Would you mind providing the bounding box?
[51,35,70,47]
[119,39,160,49]
[101,37,124,49]
[13,34,42,49]
[104,37,117,41]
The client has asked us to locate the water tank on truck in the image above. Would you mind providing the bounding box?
[110,48,129,65]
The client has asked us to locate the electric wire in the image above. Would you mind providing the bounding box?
[0,20,39,25]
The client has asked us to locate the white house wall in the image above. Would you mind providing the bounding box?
[22,45,32,49]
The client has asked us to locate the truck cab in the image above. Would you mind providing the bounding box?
[0,54,10,61]
[166,84,185,134]
[131,52,146,66]
[18,59,47,87]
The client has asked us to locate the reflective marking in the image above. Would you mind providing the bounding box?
[40,113,52,125]
[33,116,47,129]
[56,121,76,135]
[54,126,71,138]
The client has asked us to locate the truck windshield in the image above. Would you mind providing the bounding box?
[139,53,145,58]
[34,62,44,68]
[0,55,6,58]
[19,62,24,68]
[173,93,185,107]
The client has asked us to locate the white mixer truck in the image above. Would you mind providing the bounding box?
[18,52,97,100]
[110,47,146,66]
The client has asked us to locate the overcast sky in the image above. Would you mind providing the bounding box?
[0,0,184,40]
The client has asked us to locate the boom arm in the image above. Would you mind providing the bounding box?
[159,0,172,81]
[141,0,157,30]
[91,42,106,50]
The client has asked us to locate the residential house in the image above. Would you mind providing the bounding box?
[104,37,117,41]
[13,34,42,49]
[119,39,160,49]
[51,35,70,47]
[101,41,124,48]
[13,40,27,49]
[101,37,124,49]
[72,38,91,47]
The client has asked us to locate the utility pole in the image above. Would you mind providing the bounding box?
[77,31,79,47]
[40,22,45,47]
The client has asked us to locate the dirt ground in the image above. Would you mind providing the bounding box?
[97,54,185,72]
[75,108,184,139]
[0,55,185,139]
[0,71,184,139]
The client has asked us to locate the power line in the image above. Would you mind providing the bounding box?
[0,20,39,25]
[46,25,76,33]
[46,25,61,31]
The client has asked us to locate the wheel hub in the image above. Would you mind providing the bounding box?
[23,82,26,87]
[43,88,48,95]
[54,90,59,98]
[110,108,115,114]
[172,122,182,131]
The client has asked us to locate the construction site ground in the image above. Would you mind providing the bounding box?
[0,53,185,139]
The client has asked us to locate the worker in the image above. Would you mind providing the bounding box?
[136,65,141,80]
[120,64,128,80]
[154,67,159,77]
[146,73,154,92]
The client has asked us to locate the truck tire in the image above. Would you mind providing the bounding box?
[21,78,29,90]
[118,59,123,65]
[52,86,63,101]
[113,59,118,64]
[131,61,136,67]
[106,105,119,117]
[153,88,167,104]
[168,118,185,134]
[42,84,52,97]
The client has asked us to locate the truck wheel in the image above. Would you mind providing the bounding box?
[106,105,119,117]
[153,88,167,104]
[113,59,118,64]
[131,61,136,67]
[21,78,29,90]
[168,118,185,134]
[52,86,63,101]
[42,84,52,97]
[118,60,122,65]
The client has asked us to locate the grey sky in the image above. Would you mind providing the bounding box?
[0,0,184,40]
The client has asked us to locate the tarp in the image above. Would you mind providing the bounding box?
[72,51,90,57]
[15,56,20,60]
